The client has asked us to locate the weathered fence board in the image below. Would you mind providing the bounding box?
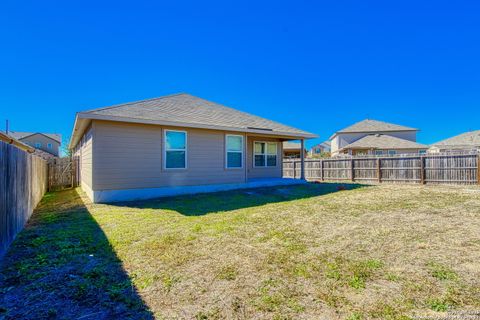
[284,153,479,185]
[48,157,79,191]
[0,141,48,257]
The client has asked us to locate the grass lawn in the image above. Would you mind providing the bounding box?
[1,183,480,319]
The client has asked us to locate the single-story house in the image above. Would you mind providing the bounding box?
[338,134,428,156]
[282,141,307,159]
[69,93,316,203]
[1,131,61,157]
[330,119,427,156]
[429,130,480,153]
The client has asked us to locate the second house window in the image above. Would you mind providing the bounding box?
[165,130,187,169]
[254,142,277,167]
[226,135,243,168]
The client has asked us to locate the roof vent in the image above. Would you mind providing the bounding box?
[247,127,273,131]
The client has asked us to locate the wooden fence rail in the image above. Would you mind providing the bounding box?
[283,153,480,185]
[0,140,48,257]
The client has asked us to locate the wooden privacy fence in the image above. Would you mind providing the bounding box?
[283,153,480,185]
[0,140,48,257]
[48,157,79,191]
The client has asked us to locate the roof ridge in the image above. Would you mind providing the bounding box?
[82,92,188,114]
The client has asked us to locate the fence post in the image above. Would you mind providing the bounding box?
[320,159,324,181]
[351,158,355,182]
[420,156,426,184]
[293,161,296,179]
[477,154,480,185]
[377,158,381,183]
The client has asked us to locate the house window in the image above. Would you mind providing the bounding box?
[226,135,243,168]
[47,143,52,149]
[34,142,41,148]
[375,150,384,156]
[419,150,426,155]
[388,150,397,156]
[164,130,187,169]
[254,142,277,167]
[315,148,321,154]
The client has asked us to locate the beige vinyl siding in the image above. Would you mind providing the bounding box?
[92,120,246,190]
[20,133,60,156]
[246,136,283,179]
[73,127,93,190]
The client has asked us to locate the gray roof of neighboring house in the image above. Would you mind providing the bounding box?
[4,131,62,143]
[333,119,418,137]
[311,141,331,149]
[283,141,302,150]
[340,134,428,150]
[79,93,316,139]
[432,130,480,148]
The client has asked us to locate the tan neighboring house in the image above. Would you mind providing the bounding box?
[330,119,427,156]
[69,93,316,203]
[429,130,480,153]
[282,141,307,159]
[3,131,61,157]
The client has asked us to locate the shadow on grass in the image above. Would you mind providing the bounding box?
[112,182,367,216]
[0,189,154,320]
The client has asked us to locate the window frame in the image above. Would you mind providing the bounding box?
[253,141,278,168]
[34,142,42,148]
[225,134,244,169]
[163,129,188,170]
[388,150,397,156]
[47,143,53,149]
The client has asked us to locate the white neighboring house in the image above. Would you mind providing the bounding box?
[309,141,331,156]
[429,130,480,153]
[330,119,427,156]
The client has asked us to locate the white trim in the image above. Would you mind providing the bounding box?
[253,141,278,168]
[225,134,244,169]
[164,129,188,170]
[91,179,307,203]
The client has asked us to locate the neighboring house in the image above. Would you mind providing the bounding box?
[429,130,480,153]
[2,131,61,157]
[69,93,316,203]
[330,119,427,156]
[282,141,307,159]
[309,141,331,156]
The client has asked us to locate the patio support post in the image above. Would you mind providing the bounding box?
[300,139,305,180]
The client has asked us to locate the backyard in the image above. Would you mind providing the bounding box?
[1,183,479,320]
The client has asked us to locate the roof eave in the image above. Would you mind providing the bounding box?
[75,113,317,140]
[331,128,419,140]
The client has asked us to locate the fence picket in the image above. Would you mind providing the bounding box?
[284,153,479,185]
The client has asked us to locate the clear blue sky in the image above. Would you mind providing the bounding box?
[1,0,479,152]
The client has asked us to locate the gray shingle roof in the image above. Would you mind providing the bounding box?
[81,93,315,138]
[341,134,428,150]
[283,141,302,150]
[432,130,480,147]
[336,119,418,134]
[2,131,61,143]
[311,141,331,149]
